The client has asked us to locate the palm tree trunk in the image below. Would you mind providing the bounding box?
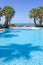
[39,16,42,26]
[4,17,9,28]
[34,18,36,26]
[4,21,9,28]
[0,17,1,21]
[39,20,42,26]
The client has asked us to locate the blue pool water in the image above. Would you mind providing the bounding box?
[0,28,43,65]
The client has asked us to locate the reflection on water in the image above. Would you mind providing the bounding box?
[0,43,42,62]
[0,29,19,38]
[0,33,18,38]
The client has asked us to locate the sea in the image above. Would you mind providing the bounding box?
[0,23,34,26]
[14,23,34,26]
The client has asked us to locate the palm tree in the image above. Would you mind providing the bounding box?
[29,8,37,26]
[38,6,43,26]
[2,6,15,28]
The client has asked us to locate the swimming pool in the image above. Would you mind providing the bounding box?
[0,28,43,65]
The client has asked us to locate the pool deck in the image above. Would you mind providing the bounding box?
[10,26,39,29]
[10,26,33,29]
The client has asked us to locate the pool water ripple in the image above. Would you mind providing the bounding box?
[0,28,43,65]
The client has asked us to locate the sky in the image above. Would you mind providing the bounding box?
[0,0,43,24]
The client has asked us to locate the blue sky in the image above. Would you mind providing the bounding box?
[0,0,43,24]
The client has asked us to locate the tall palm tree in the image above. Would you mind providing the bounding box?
[38,6,43,26]
[29,8,37,26]
[2,6,15,28]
